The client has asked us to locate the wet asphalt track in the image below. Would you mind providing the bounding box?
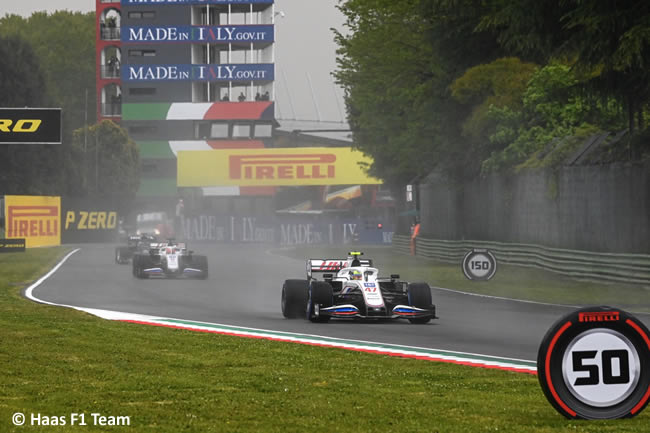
[31,243,650,361]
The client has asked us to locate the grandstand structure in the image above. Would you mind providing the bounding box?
[94,0,390,223]
[95,0,277,205]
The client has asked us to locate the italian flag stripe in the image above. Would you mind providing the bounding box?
[138,141,176,159]
[122,103,172,121]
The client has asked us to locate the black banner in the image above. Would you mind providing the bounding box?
[61,197,119,243]
[0,238,26,252]
[0,108,62,144]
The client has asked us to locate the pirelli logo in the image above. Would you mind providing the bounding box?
[229,154,336,180]
[177,148,382,187]
[4,196,61,247]
[7,206,59,238]
[578,311,620,322]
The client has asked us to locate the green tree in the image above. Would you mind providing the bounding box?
[334,0,438,187]
[479,0,650,135]
[481,63,626,172]
[450,57,538,166]
[0,33,47,107]
[0,33,55,195]
[561,0,650,134]
[70,121,140,198]
[0,11,96,143]
[477,0,572,63]
[334,0,502,188]
[0,12,102,197]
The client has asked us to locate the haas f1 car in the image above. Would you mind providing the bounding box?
[132,241,208,279]
[281,252,437,323]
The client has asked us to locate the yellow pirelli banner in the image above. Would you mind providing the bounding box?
[177,147,382,187]
[4,195,61,247]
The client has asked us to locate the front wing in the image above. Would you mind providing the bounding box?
[318,303,436,320]
[140,265,206,278]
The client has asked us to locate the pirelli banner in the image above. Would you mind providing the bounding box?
[0,108,62,144]
[61,197,119,243]
[4,195,61,247]
[177,147,382,187]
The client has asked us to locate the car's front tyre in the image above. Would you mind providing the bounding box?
[308,281,333,323]
[407,282,433,324]
[194,255,208,279]
[282,279,309,318]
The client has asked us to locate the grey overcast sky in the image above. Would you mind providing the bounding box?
[0,0,348,123]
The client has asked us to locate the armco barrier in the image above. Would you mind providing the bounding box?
[392,235,411,254]
[393,235,650,286]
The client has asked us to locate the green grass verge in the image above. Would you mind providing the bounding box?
[274,246,650,313]
[1,248,649,432]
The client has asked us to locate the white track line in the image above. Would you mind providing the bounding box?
[22,247,538,373]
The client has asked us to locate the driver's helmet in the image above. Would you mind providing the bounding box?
[349,269,362,280]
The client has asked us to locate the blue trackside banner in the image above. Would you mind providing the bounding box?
[122,0,272,5]
[123,64,274,81]
[180,215,395,246]
[122,25,274,43]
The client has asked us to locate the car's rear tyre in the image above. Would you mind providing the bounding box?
[115,246,129,264]
[308,281,333,323]
[133,254,150,279]
[407,282,432,324]
[282,279,309,319]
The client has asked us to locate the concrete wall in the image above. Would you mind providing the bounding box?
[419,163,650,253]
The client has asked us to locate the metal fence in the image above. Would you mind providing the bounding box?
[393,235,650,286]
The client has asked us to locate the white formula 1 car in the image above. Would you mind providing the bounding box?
[132,240,208,279]
[281,252,437,323]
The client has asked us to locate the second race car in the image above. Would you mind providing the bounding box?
[115,234,157,264]
[281,252,437,323]
[132,240,208,279]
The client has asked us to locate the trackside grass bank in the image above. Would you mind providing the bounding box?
[1,248,648,432]
[274,245,650,313]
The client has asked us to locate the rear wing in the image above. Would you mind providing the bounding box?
[148,242,187,251]
[307,258,373,279]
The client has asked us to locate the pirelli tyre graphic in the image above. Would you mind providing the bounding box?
[537,306,650,419]
[461,249,497,281]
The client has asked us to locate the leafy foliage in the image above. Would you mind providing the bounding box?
[0,12,140,197]
[480,0,650,134]
[0,12,97,141]
[335,0,649,182]
[482,64,626,172]
[334,0,502,188]
[0,33,61,195]
[450,57,538,167]
[0,33,47,107]
[70,121,140,198]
